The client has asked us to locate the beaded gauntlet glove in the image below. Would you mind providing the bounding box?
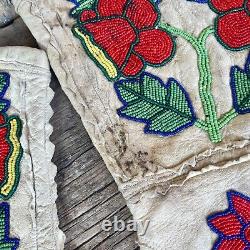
[0,46,65,249]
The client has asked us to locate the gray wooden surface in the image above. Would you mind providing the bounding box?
[0,10,139,249]
[50,76,139,250]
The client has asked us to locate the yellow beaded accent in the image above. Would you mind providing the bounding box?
[74,27,118,80]
[1,118,22,197]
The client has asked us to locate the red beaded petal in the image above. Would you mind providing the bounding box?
[209,213,242,236]
[244,225,250,242]
[216,10,250,49]
[0,126,10,183]
[210,0,245,13]
[80,10,97,22]
[246,0,250,12]
[122,53,144,76]
[97,0,127,17]
[125,0,158,30]
[0,114,5,125]
[217,238,246,250]
[134,29,174,65]
[84,18,137,67]
[231,192,250,223]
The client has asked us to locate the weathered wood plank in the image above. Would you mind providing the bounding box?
[0,17,37,47]
[50,76,139,250]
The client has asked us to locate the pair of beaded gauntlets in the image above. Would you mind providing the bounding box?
[8,0,250,249]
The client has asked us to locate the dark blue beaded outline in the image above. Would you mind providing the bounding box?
[230,52,250,114]
[0,72,11,113]
[114,72,197,136]
[187,0,208,3]
[0,202,20,250]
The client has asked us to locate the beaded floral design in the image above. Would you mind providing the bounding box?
[114,72,197,135]
[0,203,19,249]
[70,0,250,143]
[0,73,23,200]
[71,0,175,80]
[208,0,250,51]
[207,190,250,250]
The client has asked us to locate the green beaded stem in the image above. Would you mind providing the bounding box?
[218,109,238,129]
[160,23,222,143]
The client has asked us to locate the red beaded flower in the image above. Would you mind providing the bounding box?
[0,114,11,183]
[207,190,250,250]
[209,0,250,50]
[73,0,175,80]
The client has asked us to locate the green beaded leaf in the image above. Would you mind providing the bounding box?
[0,203,19,250]
[69,0,95,17]
[114,72,197,136]
[0,73,10,113]
[230,53,250,114]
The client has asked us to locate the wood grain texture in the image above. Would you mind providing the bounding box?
[50,75,139,250]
